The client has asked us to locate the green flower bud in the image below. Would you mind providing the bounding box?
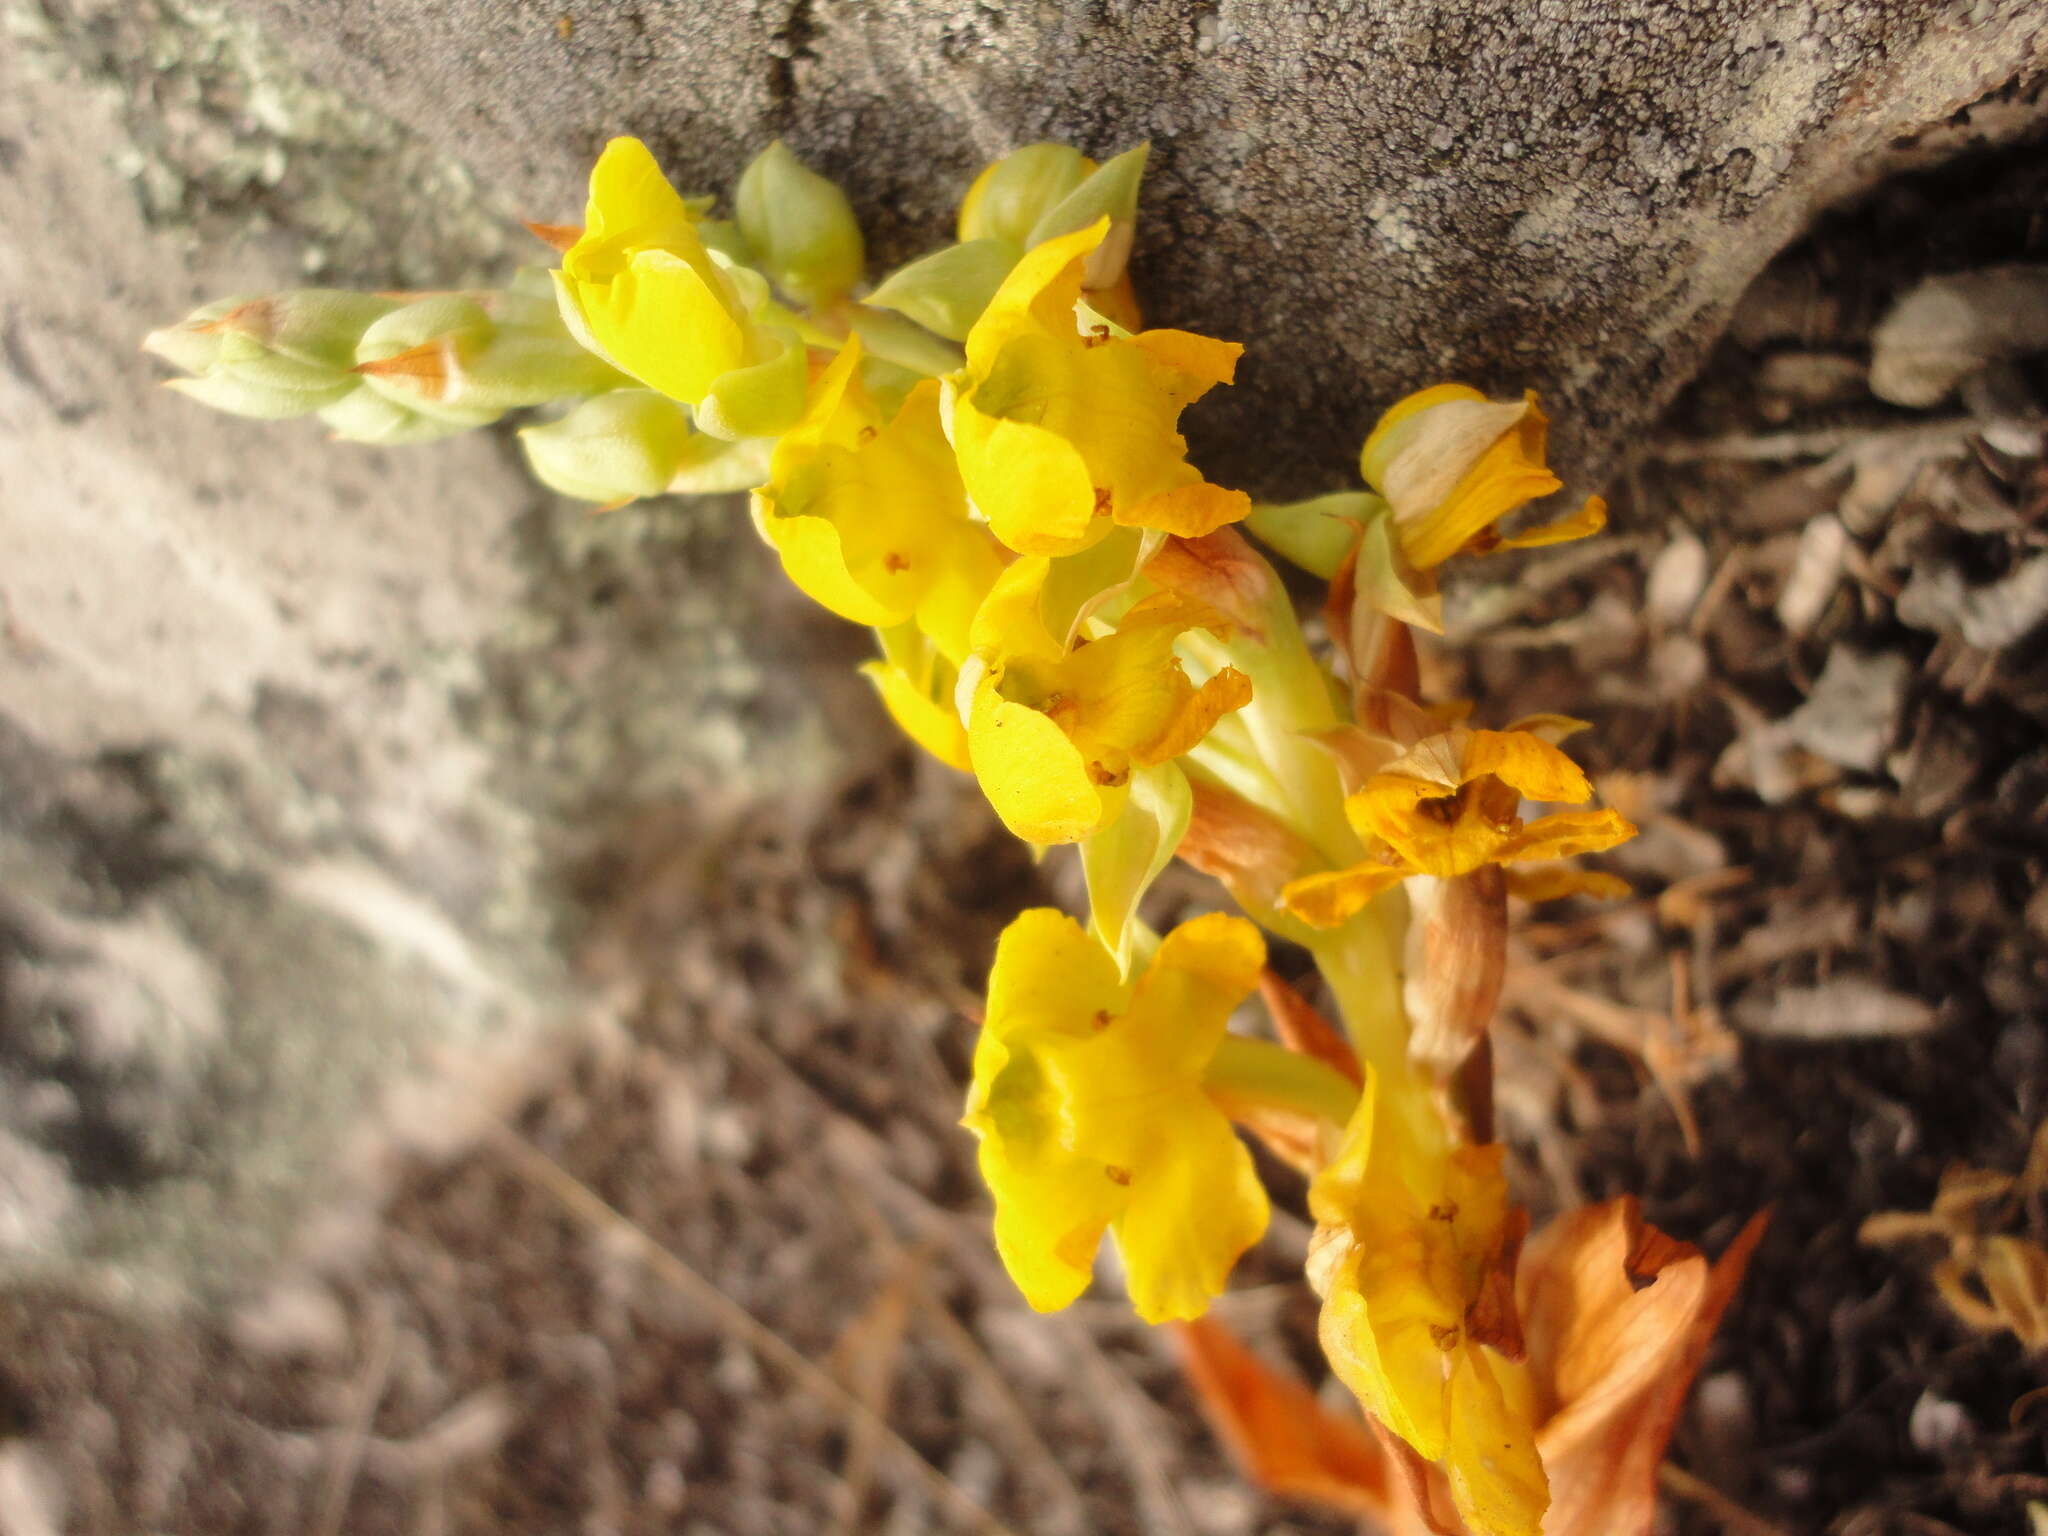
[864,238,1018,342]
[1025,143,1150,288]
[353,283,626,422]
[164,369,354,421]
[519,390,692,502]
[691,325,809,441]
[318,385,489,445]
[957,143,1093,247]
[145,290,398,420]
[734,140,865,307]
[518,390,773,503]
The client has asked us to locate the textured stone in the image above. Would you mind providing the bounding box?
[241,0,2048,493]
[0,1,839,1304]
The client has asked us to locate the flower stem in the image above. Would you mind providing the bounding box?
[1205,1034,1361,1129]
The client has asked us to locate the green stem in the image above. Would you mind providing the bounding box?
[1204,1034,1360,1129]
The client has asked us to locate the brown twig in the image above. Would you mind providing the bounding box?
[1658,1461,1793,1536]
[836,1176,1094,1536]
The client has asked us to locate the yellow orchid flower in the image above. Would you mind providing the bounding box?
[948,219,1249,558]
[1308,1069,1548,1536]
[753,339,1006,666]
[556,137,805,437]
[965,560,1252,844]
[1281,727,1636,928]
[963,908,1271,1323]
[1360,385,1606,571]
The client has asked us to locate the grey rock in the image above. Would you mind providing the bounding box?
[1,0,838,1304]
[238,0,2048,494]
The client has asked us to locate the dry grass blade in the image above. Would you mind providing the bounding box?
[311,1297,396,1536]
[836,1172,1094,1536]
[1059,1317,1200,1536]
[484,1120,1025,1536]
[1658,1462,1794,1536]
[826,1258,916,1536]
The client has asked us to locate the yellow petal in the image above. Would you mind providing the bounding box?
[968,555,1069,664]
[1459,728,1594,804]
[954,222,1247,557]
[983,907,1126,1040]
[1493,808,1637,864]
[1113,1100,1270,1322]
[1318,1235,1456,1460]
[861,659,971,772]
[1501,865,1632,903]
[1360,386,1572,570]
[1120,911,1267,1073]
[1140,665,1253,766]
[561,141,749,405]
[1123,479,1253,539]
[1443,1347,1549,1536]
[580,137,698,248]
[950,397,1106,556]
[969,674,1107,844]
[1279,862,1409,929]
[1130,327,1242,391]
[760,355,997,642]
[1497,494,1606,551]
[575,252,749,404]
[967,1029,1128,1312]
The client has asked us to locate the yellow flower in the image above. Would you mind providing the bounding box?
[1308,1070,1548,1536]
[556,138,805,437]
[1360,385,1606,571]
[1281,727,1635,928]
[948,220,1249,557]
[963,908,1271,1323]
[753,339,1005,666]
[966,560,1252,844]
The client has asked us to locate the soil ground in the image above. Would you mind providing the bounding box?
[4,140,2048,1536]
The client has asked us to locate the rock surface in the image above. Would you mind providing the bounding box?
[243,0,2048,493]
[0,0,838,1304]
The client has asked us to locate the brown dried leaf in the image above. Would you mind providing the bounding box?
[1172,1317,1393,1517]
[1522,1200,1769,1536]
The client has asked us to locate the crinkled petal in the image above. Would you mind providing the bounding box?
[1141,666,1253,766]
[1497,494,1606,551]
[1112,1102,1270,1322]
[1124,479,1252,538]
[969,676,1109,844]
[861,659,972,771]
[1493,808,1637,864]
[1502,865,1632,903]
[1459,728,1594,805]
[1280,862,1410,929]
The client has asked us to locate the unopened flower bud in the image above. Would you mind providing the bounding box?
[353,284,624,422]
[1023,143,1150,290]
[518,390,694,502]
[864,239,1016,343]
[145,290,398,420]
[957,143,1094,247]
[734,140,865,307]
[317,386,482,445]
